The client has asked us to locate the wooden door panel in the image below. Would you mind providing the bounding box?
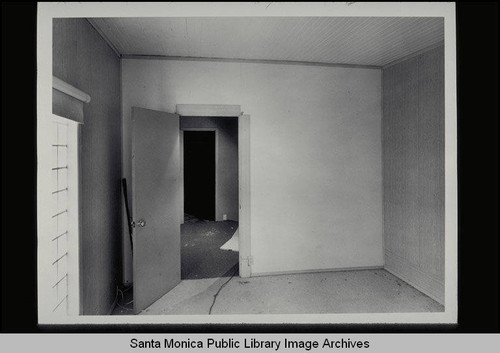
[132,107,180,313]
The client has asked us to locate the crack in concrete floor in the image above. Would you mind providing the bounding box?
[208,267,238,314]
[141,269,444,315]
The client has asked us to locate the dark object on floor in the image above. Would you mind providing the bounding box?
[121,178,133,253]
[182,216,239,280]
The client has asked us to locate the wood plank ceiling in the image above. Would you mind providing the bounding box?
[90,17,444,67]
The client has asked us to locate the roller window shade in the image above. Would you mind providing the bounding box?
[52,89,84,124]
[52,76,90,124]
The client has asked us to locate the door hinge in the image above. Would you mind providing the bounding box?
[241,255,254,267]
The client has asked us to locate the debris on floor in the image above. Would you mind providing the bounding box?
[204,228,217,237]
[220,228,239,251]
[184,213,201,224]
[111,283,134,315]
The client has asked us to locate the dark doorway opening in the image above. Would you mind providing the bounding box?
[183,131,216,221]
[180,119,240,281]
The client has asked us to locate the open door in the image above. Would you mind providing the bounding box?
[132,107,181,314]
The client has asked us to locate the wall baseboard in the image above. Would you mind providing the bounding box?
[251,265,384,278]
[385,250,444,305]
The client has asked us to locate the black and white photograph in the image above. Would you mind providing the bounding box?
[33,2,459,325]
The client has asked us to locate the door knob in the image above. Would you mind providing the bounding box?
[137,219,146,227]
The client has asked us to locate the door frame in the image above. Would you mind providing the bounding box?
[179,128,218,223]
[176,104,251,278]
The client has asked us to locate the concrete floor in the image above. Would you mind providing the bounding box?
[114,216,443,316]
[141,268,444,315]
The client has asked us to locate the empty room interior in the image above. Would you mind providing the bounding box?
[40,15,447,319]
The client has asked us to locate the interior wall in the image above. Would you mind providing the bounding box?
[53,19,122,314]
[122,59,383,279]
[382,46,445,304]
[181,117,239,222]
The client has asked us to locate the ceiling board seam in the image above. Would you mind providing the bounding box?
[340,19,413,60]
[376,36,442,65]
[86,18,122,58]
[382,41,444,69]
[303,18,350,60]
[120,54,382,70]
[91,17,445,67]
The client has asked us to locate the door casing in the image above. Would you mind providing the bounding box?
[176,104,251,278]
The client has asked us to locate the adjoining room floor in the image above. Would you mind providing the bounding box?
[141,269,444,315]
[181,214,239,279]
